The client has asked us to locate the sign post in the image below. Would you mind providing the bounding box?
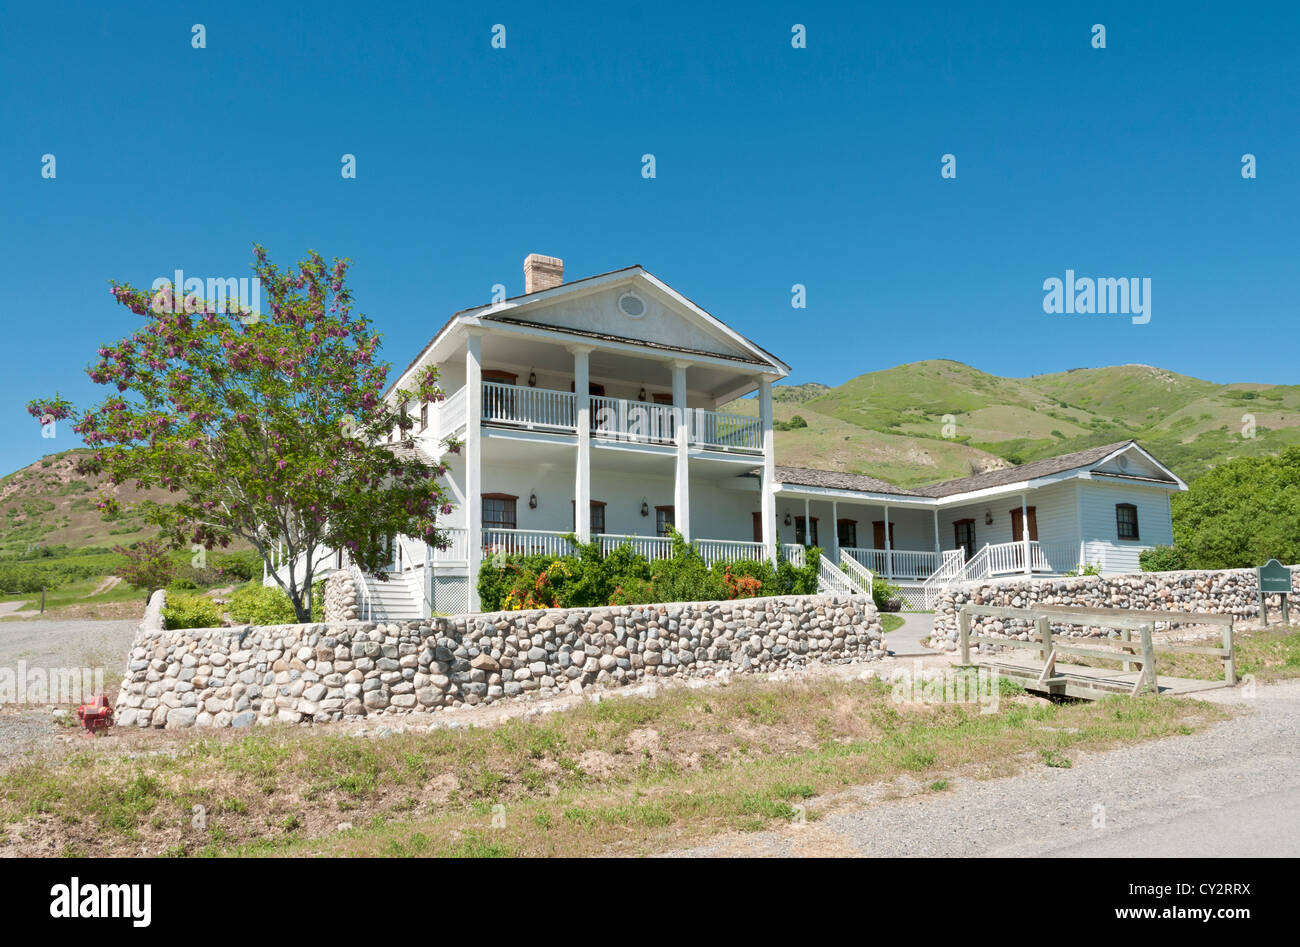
[1257,559,1291,626]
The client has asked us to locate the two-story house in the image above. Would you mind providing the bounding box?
[269,254,1186,618]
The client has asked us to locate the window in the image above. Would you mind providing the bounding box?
[483,494,517,531]
[571,500,606,534]
[655,505,675,537]
[420,402,428,431]
[795,516,818,546]
[1116,503,1139,540]
[837,519,858,549]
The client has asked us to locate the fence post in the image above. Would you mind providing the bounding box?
[1139,623,1158,694]
[958,607,971,665]
[1223,619,1235,687]
[1121,627,1132,673]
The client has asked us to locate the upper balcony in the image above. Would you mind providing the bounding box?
[428,381,764,453]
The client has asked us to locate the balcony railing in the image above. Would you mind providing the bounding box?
[468,382,763,453]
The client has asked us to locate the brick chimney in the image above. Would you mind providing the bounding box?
[523,253,564,294]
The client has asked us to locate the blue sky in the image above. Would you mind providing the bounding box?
[2,1,1298,475]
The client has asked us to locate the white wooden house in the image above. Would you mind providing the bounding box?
[268,255,1186,617]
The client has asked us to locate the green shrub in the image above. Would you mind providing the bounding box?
[1139,545,1191,573]
[476,532,820,611]
[228,581,324,624]
[871,577,903,611]
[168,577,199,591]
[162,593,223,630]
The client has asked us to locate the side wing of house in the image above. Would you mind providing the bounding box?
[1078,478,1175,573]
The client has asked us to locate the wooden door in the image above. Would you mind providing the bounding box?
[1010,507,1038,542]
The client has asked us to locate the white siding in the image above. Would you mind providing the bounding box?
[1079,479,1175,573]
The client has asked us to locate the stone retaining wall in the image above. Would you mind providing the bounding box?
[931,566,1299,650]
[117,590,882,728]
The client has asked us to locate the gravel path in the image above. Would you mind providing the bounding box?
[0,618,139,761]
[672,679,1300,857]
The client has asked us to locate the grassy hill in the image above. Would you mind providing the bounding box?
[726,359,1300,487]
[0,450,167,558]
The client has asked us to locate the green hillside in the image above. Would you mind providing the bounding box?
[728,360,1300,487]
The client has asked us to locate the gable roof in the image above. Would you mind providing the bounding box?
[385,264,786,400]
[766,440,1182,504]
[913,440,1172,497]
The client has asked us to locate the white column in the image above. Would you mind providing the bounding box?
[759,377,776,563]
[933,509,941,557]
[465,331,483,610]
[672,361,691,541]
[573,346,593,543]
[1021,492,1031,574]
[830,500,840,564]
[884,505,893,581]
[803,497,811,547]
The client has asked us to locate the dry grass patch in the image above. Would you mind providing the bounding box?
[0,675,1228,858]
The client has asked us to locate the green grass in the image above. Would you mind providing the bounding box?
[880,614,905,633]
[0,674,1227,858]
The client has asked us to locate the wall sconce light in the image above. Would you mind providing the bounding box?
[984,510,993,525]
[527,370,537,387]
[783,512,793,526]
[640,498,650,517]
[529,491,538,510]
[638,386,647,401]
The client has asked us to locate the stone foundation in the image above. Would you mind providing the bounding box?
[116,591,883,728]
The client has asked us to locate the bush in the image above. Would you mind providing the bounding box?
[1140,545,1191,573]
[162,593,223,630]
[476,533,820,611]
[871,577,903,612]
[228,581,324,624]
[212,550,261,583]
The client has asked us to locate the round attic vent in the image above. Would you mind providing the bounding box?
[1116,454,1129,471]
[618,292,646,318]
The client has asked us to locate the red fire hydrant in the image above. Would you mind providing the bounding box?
[76,695,114,737]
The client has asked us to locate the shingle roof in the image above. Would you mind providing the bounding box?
[769,440,1176,502]
[911,440,1155,497]
[771,465,926,496]
[386,439,439,467]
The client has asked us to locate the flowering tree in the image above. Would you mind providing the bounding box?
[29,246,453,622]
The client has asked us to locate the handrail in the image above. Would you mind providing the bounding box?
[348,562,373,621]
[837,553,875,599]
[817,554,856,596]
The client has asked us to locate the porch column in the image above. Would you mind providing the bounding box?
[803,497,811,547]
[932,509,941,559]
[830,499,840,564]
[759,377,776,563]
[1021,492,1031,575]
[465,330,483,611]
[573,346,593,543]
[884,505,893,581]
[672,361,691,541]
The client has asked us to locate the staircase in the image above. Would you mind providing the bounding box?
[357,569,426,620]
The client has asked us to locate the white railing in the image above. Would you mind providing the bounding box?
[920,548,966,608]
[481,382,576,430]
[591,397,677,445]
[481,528,576,558]
[438,385,468,437]
[393,534,427,573]
[817,555,856,595]
[781,543,807,567]
[430,527,470,563]
[688,408,764,452]
[598,533,674,560]
[837,553,874,598]
[843,547,940,580]
[349,562,373,621]
[696,539,766,567]
[947,544,993,586]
